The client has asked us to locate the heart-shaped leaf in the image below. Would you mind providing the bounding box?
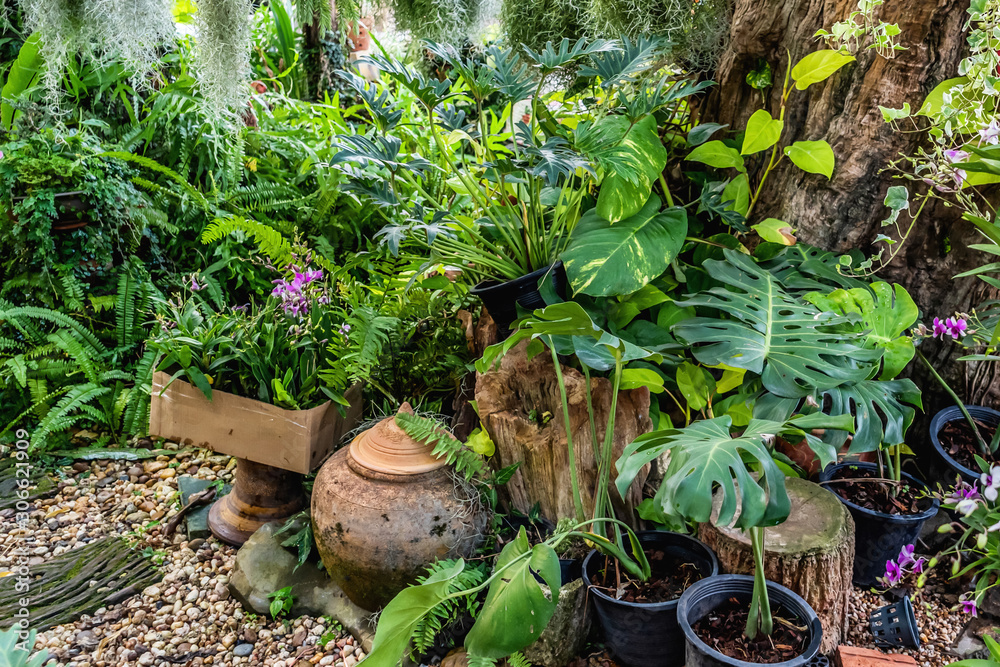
[563,195,687,297]
[784,141,835,178]
[741,109,783,155]
[791,50,855,90]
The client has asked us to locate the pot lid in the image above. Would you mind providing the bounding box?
[349,403,447,475]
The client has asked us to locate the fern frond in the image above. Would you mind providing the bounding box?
[47,329,100,386]
[410,559,487,659]
[200,216,295,265]
[394,412,487,481]
[30,383,110,451]
[97,151,209,210]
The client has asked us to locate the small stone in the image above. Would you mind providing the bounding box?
[158,468,177,479]
[234,643,254,657]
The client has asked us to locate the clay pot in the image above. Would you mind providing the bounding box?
[312,404,489,611]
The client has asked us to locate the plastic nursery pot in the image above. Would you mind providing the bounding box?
[470,262,567,336]
[582,530,720,667]
[819,462,939,587]
[677,574,823,667]
[929,405,1000,484]
[870,595,920,649]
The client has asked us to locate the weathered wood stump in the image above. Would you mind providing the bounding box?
[698,477,855,653]
[475,340,652,524]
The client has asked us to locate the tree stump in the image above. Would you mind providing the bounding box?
[475,340,652,524]
[698,477,855,653]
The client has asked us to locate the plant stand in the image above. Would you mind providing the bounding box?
[208,458,305,546]
[698,477,854,653]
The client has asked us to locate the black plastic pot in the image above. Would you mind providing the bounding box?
[560,557,581,585]
[582,531,719,667]
[819,462,939,587]
[470,262,566,335]
[870,595,920,648]
[929,405,1000,484]
[677,574,823,667]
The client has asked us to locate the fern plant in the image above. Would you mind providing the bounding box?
[394,412,488,481]
[410,559,488,660]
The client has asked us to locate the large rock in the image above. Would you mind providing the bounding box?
[523,577,591,667]
[228,522,374,651]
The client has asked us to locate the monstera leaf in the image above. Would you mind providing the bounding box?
[822,378,922,452]
[563,195,687,297]
[464,529,561,659]
[804,282,918,380]
[616,414,854,530]
[673,250,882,398]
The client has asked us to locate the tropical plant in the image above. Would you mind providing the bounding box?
[0,625,49,667]
[0,128,164,310]
[616,410,854,639]
[363,520,649,667]
[332,36,704,287]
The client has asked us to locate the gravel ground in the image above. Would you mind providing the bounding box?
[845,588,965,667]
[1,444,358,667]
[1,444,973,667]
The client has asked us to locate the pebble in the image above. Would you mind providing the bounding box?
[13,452,353,666]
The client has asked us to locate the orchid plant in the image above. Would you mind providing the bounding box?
[932,468,1000,620]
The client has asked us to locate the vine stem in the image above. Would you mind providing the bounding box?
[549,337,585,522]
[916,348,990,454]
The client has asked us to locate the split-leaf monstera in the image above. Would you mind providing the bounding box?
[673,249,882,398]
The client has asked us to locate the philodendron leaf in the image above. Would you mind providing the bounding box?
[673,249,882,397]
[616,417,792,529]
[783,141,835,178]
[821,378,922,452]
[464,531,561,659]
[791,50,855,90]
[686,140,746,172]
[752,218,796,245]
[741,109,783,155]
[721,173,749,217]
[803,282,918,379]
[596,115,668,222]
[364,559,467,667]
[563,195,688,297]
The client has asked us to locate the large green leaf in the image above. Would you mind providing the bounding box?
[364,559,467,667]
[741,109,783,155]
[821,378,921,452]
[804,282,917,380]
[464,531,561,659]
[686,140,746,171]
[563,195,687,297]
[783,140,835,179]
[617,418,778,529]
[617,414,855,530]
[596,115,667,222]
[2,33,43,131]
[673,250,882,397]
[791,50,855,90]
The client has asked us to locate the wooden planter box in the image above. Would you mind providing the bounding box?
[148,371,363,474]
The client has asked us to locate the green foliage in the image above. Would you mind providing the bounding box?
[273,510,316,570]
[394,412,488,481]
[268,586,295,618]
[410,559,487,659]
[0,625,49,667]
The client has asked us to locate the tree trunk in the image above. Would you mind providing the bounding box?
[699,0,1000,446]
[698,478,855,653]
[475,340,652,524]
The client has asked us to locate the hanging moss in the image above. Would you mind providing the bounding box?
[499,0,587,55]
[193,0,254,120]
[387,0,481,44]
[586,0,731,71]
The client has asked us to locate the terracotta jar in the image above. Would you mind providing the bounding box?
[312,404,489,611]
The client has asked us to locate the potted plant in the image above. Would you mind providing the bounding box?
[475,301,721,665]
[145,246,363,544]
[331,36,701,333]
[617,413,843,666]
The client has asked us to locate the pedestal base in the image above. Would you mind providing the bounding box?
[208,458,305,546]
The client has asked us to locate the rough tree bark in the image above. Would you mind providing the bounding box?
[475,340,652,524]
[698,0,1000,441]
